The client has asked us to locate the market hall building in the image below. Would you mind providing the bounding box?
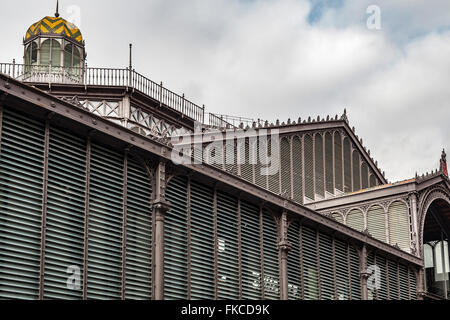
[0,8,449,300]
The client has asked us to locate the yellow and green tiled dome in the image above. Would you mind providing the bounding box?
[25,16,83,43]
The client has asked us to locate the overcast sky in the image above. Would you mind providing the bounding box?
[1,0,449,182]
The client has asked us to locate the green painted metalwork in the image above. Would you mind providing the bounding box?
[302,226,319,300]
[190,180,214,299]
[287,221,301,300]
[164,176,188,299]
[0,108,44,299]
[44,127,86,299]
[125,158,152,299]
[86,143,123,299]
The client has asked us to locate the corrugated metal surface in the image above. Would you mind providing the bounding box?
[87,143,123,299]
[334,132,343,192]
[399,263,409,300]
[315,134,324,198]
[287,221,301,300]
[302,226,318,300]
[190,180,214,299]
[319,233,334,300]
[125,158,152,300]
[325,133,333,195]
[304,135,314,201]
[352,151,360,192]
[164,176,188,299]
[388,201,410,253]
[335,239,349,300]
[262,209,279,299]
[267,138,280,195]
[217,191,239,299]
[240,200,262,299]
[280,137,291,198]
[349,245,361,300]
[387,260,399,299]
[343,138,351,193]
[346,209,364,232]
[292,136,303,204]
[0,108,44,299]
[44,127,85,299]
[367,205,386,242]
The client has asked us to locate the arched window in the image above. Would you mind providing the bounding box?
[346,209,364,231]
[352,150,360,191]
[367,205,386,242]
[40,39,61,66]
[334,132,343,192]
[314,133,324,198]
[64,43,81,70]
[343,138,351,193]
[304,135,314,200]
[25,42,38,66]
[325,132,333,194]
[388,201,410,252]
[361,162,369,189]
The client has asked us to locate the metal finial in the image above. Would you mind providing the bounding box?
[55,0,60,17]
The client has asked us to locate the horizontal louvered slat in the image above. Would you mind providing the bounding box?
[319,233,334,300]
[335,239,349,300]
[388,201,410,253]
[352,151,360,192]
[302,226,318,300]
[349,246,361,300]
[399,264,409,300]
[367,205,386,242]
[334,132,343,192]
[287,221,301,300]
[346,209,364,232]
[87,144,123,299]
[343,138,351,193]
[0,108,44,300]
[267,138,280,195]
[217,191,239,299]
[315,134,324,198]
[44,127,86,300]
[190,180,214,299]
[164,176,188,299]
[292,136,303,204]
[387,260,399,300]
[304,135,314,201]
[262,209,279,300]
[409,268,417,299]
[241,200,262,299]
[376,255,388,300]
[325,132,333,195]
[367,252,376,300]
[280,137,291,198]
[125,159,152,300]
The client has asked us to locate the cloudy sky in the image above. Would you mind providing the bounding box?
[1,0,449,182]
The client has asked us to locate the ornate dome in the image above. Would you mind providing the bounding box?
[25,15,83,43]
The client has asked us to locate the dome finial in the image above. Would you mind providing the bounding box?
[55,0,60,18]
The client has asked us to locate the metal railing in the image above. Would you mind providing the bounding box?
[208,113,264,128]
[0,62,205,123]
[207,113,236,129]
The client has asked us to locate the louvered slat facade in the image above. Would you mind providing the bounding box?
[87,144,123,299]
[302,226,319,300]
[190,180,215,299]
[217,191,239,299]
[164,176,188,299]
[44,128,85,299]
[262,208,279,299]
[0,108,44,299]
[287,221,301,300]
[367,205,386,242]
[388,201,411,253]
[319,232,334,300]
[125,158,152,300]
